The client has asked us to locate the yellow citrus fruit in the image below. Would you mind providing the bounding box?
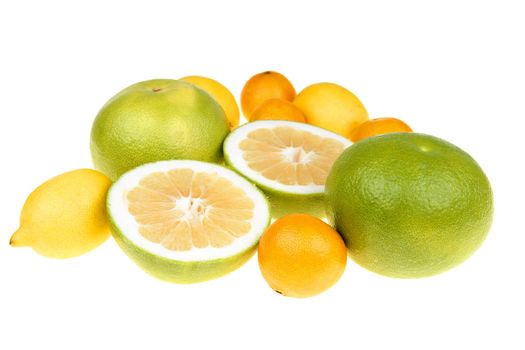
[294,82,368,138]
[350,117,413,142]
[241,71,296,119]
[250,98,306,123]
[180,76,240,129]
[10,169,112,258]
[258,214,347,298]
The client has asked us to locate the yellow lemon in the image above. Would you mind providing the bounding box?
[294,82,368,138]
[10,169,112,258]
[181,76,240,129]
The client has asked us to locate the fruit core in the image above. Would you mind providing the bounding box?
[126,168,254,251]
[239,126,346,186]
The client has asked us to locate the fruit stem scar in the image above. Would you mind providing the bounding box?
[152,87,163,92]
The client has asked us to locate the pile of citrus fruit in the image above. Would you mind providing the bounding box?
[9,71,493,298]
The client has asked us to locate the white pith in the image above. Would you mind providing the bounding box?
[107,160,270,261]
[224,120,353,194]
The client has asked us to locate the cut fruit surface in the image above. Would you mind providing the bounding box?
[127,169,254,251]
[224,121,352,217]
[108,160,270,283]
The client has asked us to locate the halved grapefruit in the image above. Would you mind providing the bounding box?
[223,120,352,217]
[107,160,270,283]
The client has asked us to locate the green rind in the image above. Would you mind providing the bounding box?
[90,79,230,181]
[109,218,258,284]
[223,150,325,219]
[325,133,494,278]
[254,184,325,219]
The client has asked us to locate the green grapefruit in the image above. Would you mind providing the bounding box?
[325,133,493,278]
[107,160,270,283]
[90,79,229,180]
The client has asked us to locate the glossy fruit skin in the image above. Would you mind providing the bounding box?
[294,82,368,138]
[250,98,306,123]
[258,214,347,298]
[90,79,229,180]
[180,75,240,129]
[325,133,493,278]
[241,71,296,119]
[350,117,412,142]
[10,169,112,258]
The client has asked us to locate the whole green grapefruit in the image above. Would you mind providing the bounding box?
[90,79,230,180]
[325,133,493,278]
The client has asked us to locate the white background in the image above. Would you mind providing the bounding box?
[1,1,524,349]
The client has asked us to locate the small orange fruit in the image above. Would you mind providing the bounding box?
[250,98,306,123]
[350,117,413,142]
[241,71,296,119]
[258,214,347,298]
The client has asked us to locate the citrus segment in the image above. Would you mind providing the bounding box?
[239,126,345,186]
[127,169,254,251]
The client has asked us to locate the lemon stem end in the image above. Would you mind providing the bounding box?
[10,227,31,247]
